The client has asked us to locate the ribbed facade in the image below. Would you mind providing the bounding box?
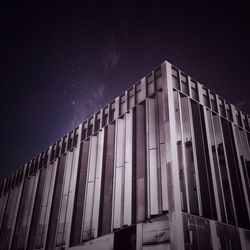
[0,61,250,250]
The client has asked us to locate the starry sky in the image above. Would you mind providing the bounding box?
[0,2,250,180]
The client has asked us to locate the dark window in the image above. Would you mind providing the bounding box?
[70,141,90,246]
[202,88,210,108]
[109,109,115,122]
[30,160,36,176]
[210,92,217,112]
[4,177,10,193]
[213,114,236,225]
[43,149,49,167]
[236,110,243,127]
[50,143,56,162]
[67,131,74,150]
[183,214,212,250]
[11,179,30,249]
[0,181,3,196]
[102,112,108,127]
[181,73,189,95]
[191,80,199,101]
[172,76,180,90]
[206,110,227,223]
[216,222,241,250]
[135,82,142,93]
[155,66,162,79]
[135,102,147,222]
[114,225,136,250]
[243,114,250,131]
[61,136,67,154]
[18,168,23,184]
[174,92,187,212]
[218,99,226,117]
[128,88,134,98]
[38,152,44,169]
[55,140,61,158]
[25,163,31,179]
[73,127,79,146]
[46,155,67,249]
[27,167,46,250]
[81,124,87,141]
[98,124,115,236]
[221,118,250,228]
[191,101,217,220]
[88,122,93,137]
[180,96,199,215]
[95,118,101,132]
[225,103,233,121]
[13,171,18,186]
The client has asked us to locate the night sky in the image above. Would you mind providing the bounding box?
[1,2,250,180]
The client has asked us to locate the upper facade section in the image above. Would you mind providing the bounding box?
[1,60,249,195]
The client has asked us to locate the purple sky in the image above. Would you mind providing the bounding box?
[0,2,250,180]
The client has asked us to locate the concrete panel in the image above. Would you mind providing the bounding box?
[143,220,170,245]
[161,61,185,250]
[83,181,95,240]
[143,243,170,250]
[92,130,105,238]
[69,234,114,250]
[83,136,98,241]
[136,103,147,223]
[136,223,143,250]
[157,91,168,212]
[65,144,82,248]
[113,118,125,229]
[88,136,98,182]
[147,98,157,150]
[99,124,115,235]
[113,166,123,229]
[160,143,168,211]
[148,149,159,215]
[124,111,133,226]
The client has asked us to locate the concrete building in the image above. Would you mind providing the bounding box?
[0,61,250,250]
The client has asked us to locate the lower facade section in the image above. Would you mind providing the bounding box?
[182,213,250,250]
[69,214,170,250]
[68,213,250,250]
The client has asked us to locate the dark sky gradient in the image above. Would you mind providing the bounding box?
[0,2,250,180]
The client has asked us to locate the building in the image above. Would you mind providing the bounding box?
[0,61,250,250]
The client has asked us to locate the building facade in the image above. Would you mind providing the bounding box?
[0,61,250,250]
